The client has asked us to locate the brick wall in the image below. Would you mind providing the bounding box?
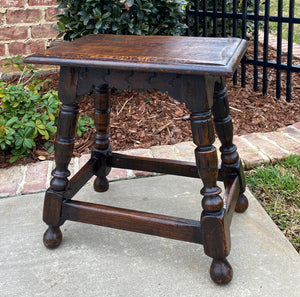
[0,0,61,62]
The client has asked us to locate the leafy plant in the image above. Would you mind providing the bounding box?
[56,0,187,40]
[1,56,96,163]
[0,57,61,163]
[77,115,95,137]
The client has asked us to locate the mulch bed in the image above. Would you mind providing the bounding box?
[1,41,300,168]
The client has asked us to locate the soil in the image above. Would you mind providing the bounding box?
[1,41,300,168]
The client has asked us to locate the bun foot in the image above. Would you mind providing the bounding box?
[43,226,62,249]
[94,177,109,192]
[235,194,249,213]
[210,258,233,285]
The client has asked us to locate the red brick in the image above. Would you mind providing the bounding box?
[292,122,300,130]
[121,148,153,176]
[0,12,5,26]
[214,138,222,164]
[150,145,178,160]
[0,0,25,7]
[133,170,153,178]
[279,125,300,142]
[45,7,63,22]
[107,168,128,181]
[28,0,57,5]
[67,157,78,179]
[0,166,23,197]
[263,131,300,156]
[174,141,196,162]
[6,9,42,24]
[31,24,56,38]
[0,26,28,41]
[78,154,91,168]
[8,40,45,56]
[22,161,52,195]
[234,136,269,170]
[242,133,289,161]
[0,44,5,56]
[121,148,153,158]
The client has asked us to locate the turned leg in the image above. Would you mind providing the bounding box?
[190,111,233,285]
[92,84,112,192]
[212,78,248,213]
[43,103,79,248]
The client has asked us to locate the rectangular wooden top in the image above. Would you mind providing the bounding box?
[25,34,247,76]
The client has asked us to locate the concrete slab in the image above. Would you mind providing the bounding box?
[0,175,299,297]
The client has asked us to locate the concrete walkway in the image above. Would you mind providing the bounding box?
[0,123,299,296]
[0,175,299,296]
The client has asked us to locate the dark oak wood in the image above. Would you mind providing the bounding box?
[63,152,224,201]
[42,190,64,249]
[235,194,249,213]
[212,78,248,213]
[190,108,233,282]
[210,258,233,285]
[110,152,200,178]
[43,226,62,249]
[50,104,79,192]
[25,34,247,76]
[62,200,202,244]
[64,158,97,200]
[24,34,248,285]
[92,84,112,192]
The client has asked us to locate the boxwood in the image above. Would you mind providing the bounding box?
[56,0,188,40]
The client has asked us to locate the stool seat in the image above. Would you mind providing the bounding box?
[26,34,247,75]
[25,34,248,285]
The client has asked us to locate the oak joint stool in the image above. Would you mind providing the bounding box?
[25,34,248,285]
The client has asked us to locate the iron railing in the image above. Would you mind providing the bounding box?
[186,0,300,102]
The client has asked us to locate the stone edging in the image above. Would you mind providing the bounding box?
[258,32,300,59]
[0,122,300,198]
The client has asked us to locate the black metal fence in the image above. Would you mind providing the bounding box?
[186,0,300,102]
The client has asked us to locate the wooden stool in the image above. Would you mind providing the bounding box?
[25,34,248,285]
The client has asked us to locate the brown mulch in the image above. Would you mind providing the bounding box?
[1,41,300,168]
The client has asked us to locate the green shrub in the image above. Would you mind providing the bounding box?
[0,56,95,163]
[0,83,60,163]
[77,115,95,137]
[0,58,61,163]
[56,0,187,40]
